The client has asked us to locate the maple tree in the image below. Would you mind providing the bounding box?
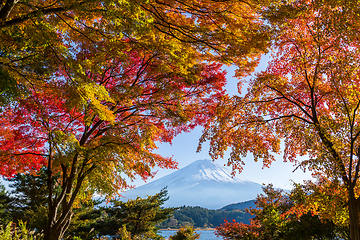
[0,0,274,239]
[200,1,360,239]
[0,0,270,107]
[299,178,350,238]
[0,43,228,239]
[216,184,345,240]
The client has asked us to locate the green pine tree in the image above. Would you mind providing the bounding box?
[0,183,13,226]
[169,226,200,240]
[71,188,176,239]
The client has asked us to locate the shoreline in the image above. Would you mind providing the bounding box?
[159,228,217,231]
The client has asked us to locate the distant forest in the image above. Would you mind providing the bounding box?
[158,206,252,229]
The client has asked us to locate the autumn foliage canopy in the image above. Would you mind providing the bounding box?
[0,0,272,239]
[200,1,360,239]
[3,0,360,239]
[0,45,227,181]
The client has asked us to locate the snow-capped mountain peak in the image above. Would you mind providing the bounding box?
[182,159,246,183]
[122,159,263,209]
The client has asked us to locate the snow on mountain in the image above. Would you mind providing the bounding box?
[121,159,263,209]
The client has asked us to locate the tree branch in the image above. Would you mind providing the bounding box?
[0,1,85,29]
[0,0,19,22]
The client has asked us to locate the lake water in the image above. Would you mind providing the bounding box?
[159,230,223,240]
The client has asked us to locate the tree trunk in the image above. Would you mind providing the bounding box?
[349,189,360,240]
[44,208,73,240]
[44,226,63,240]
[43,153,92,240]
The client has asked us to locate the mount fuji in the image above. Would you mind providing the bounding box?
[122,159,263,209]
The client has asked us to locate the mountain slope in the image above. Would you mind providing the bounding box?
[122,159,263,209]
[220,200,256,211]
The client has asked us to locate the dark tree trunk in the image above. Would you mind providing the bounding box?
[44,204,73,240]
[349,188,360,240]
[43,160,93,240]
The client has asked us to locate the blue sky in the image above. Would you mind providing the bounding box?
[130,56,314,190]
[137,127,313,190]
